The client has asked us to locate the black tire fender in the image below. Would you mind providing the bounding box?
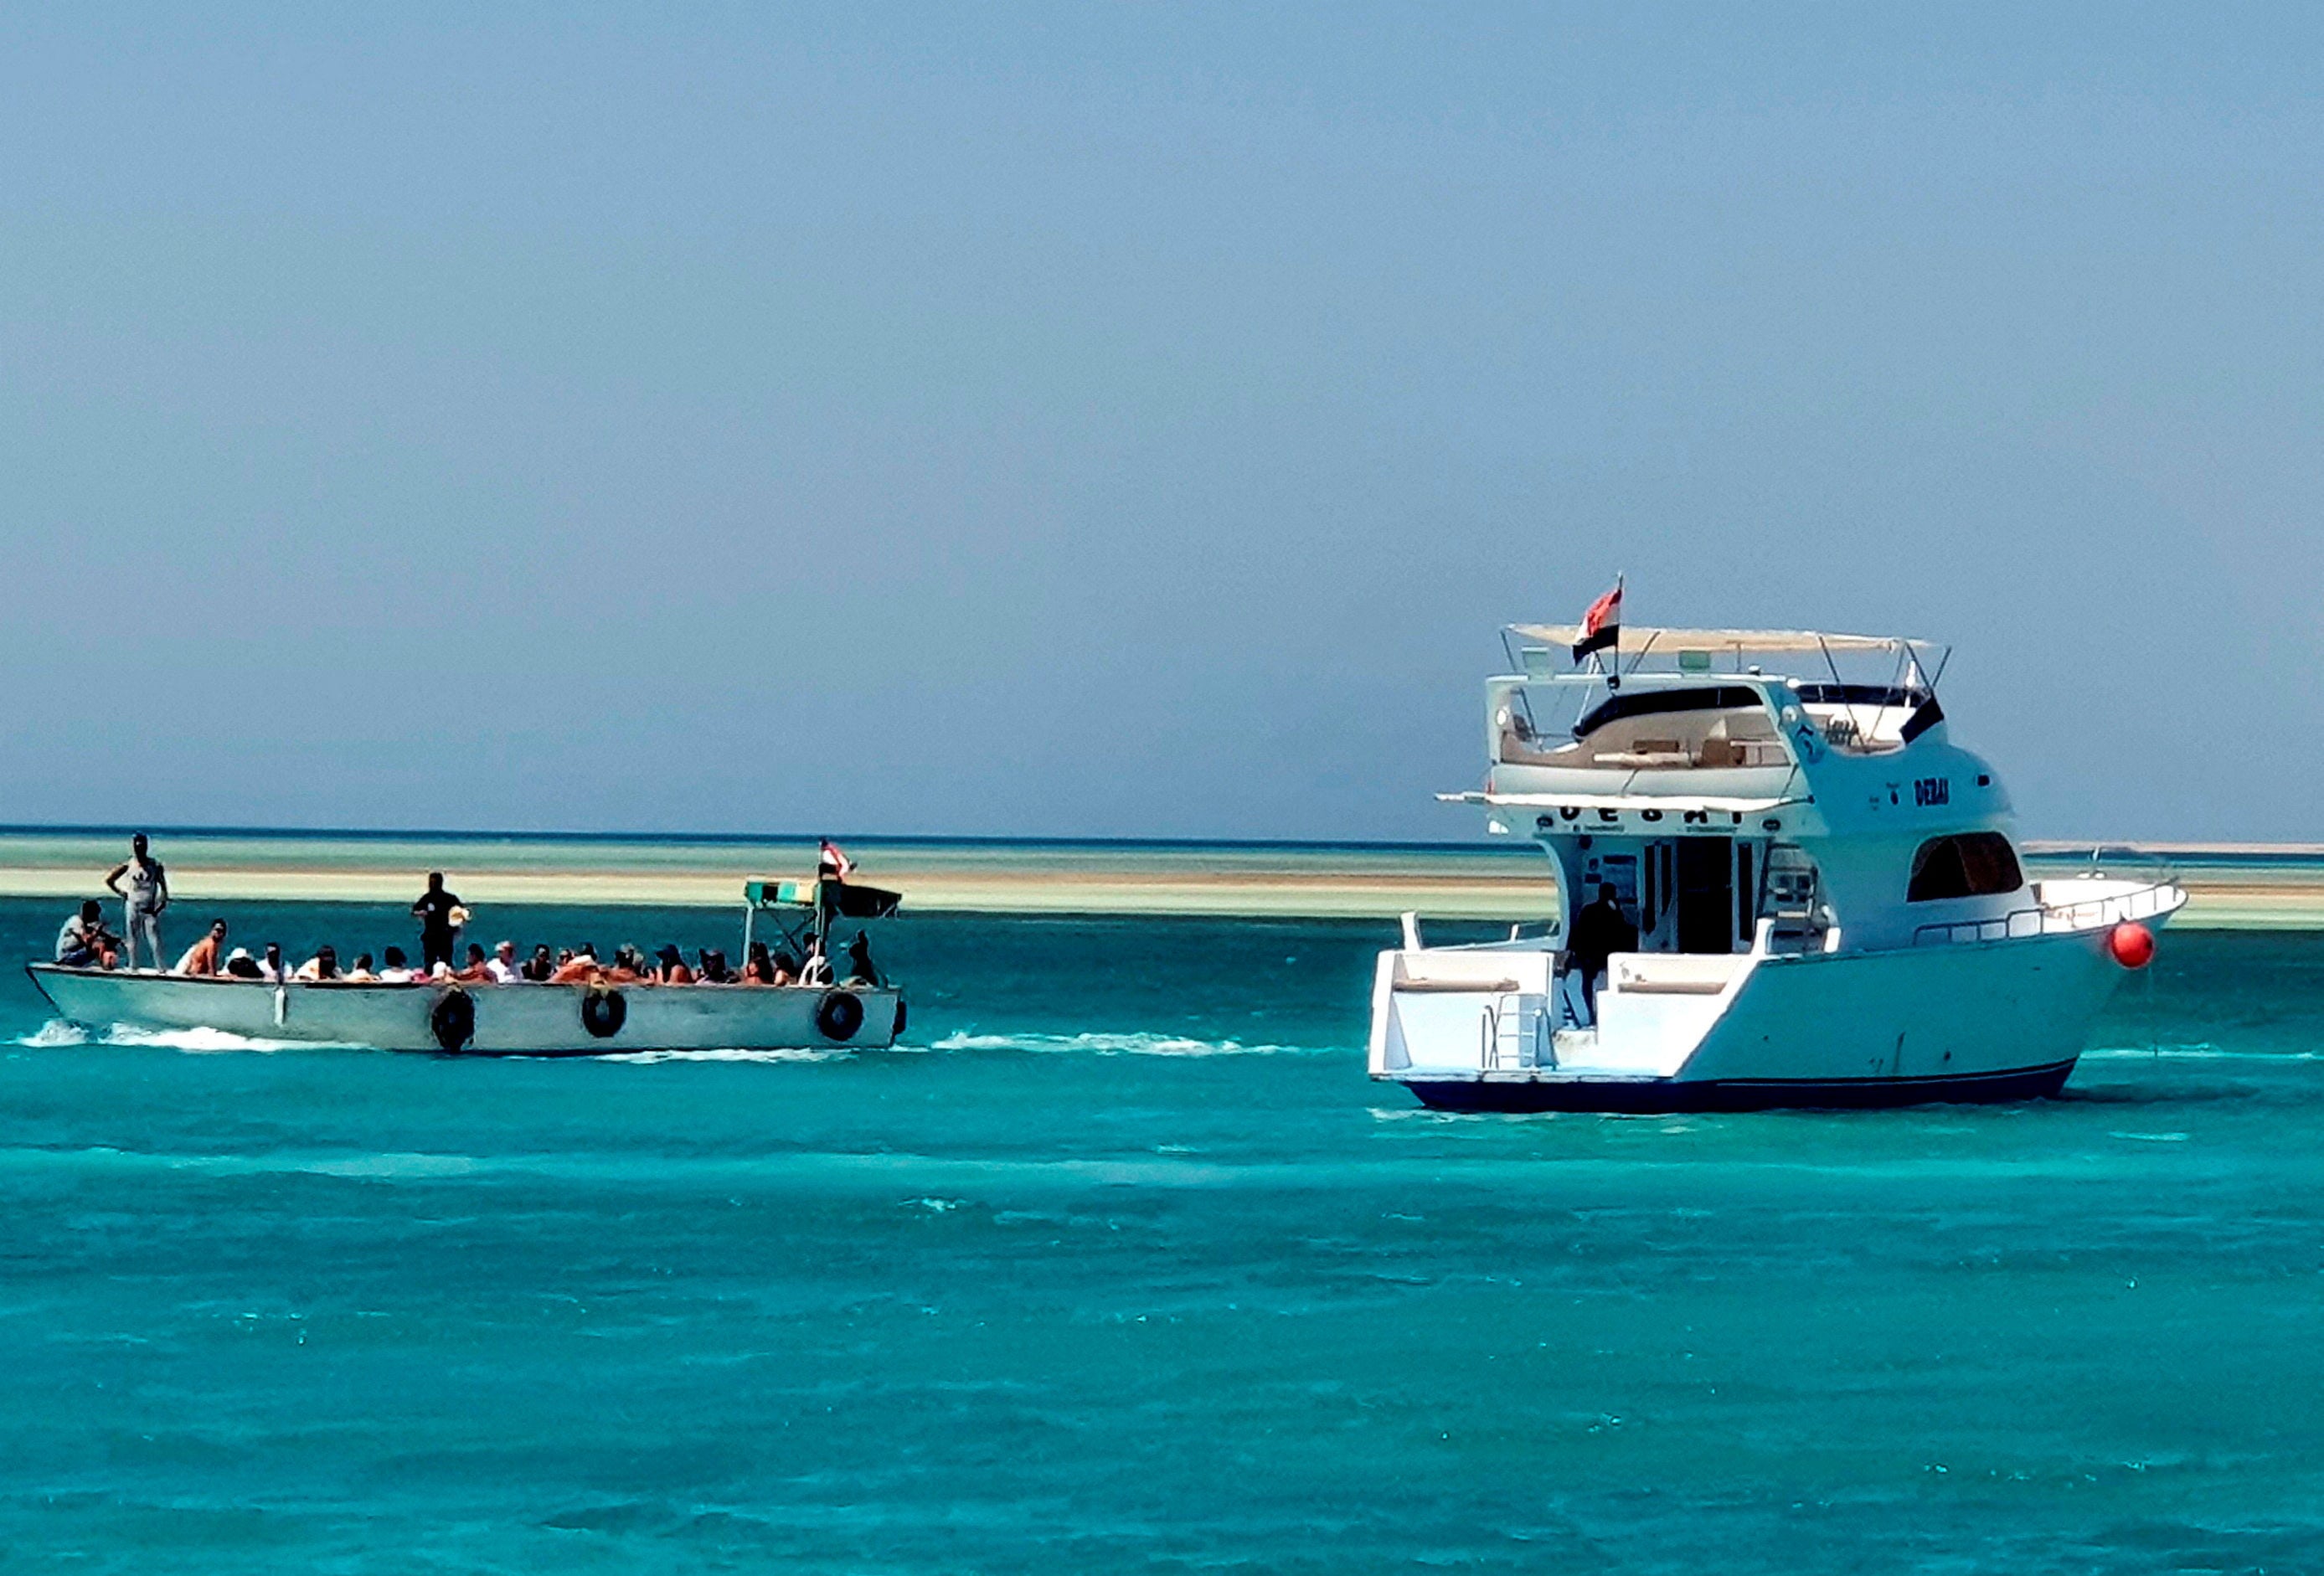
[816,989,866,1043]
[582,985,627,1039]
[892,997,907,1039]
[430,986,477,1052]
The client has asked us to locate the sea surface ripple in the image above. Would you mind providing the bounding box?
[0,898,2319,1572]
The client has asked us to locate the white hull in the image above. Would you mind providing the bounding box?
[1369,885,2183,1111]
[28,966,904,1055]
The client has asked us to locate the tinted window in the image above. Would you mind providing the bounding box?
[1907,832,2023,903]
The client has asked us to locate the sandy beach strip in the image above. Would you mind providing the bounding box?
[0,832,2313,926]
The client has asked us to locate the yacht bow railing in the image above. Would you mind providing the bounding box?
[1912,881,2184,947]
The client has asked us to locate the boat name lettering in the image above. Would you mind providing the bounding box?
[1914,776,1950,807]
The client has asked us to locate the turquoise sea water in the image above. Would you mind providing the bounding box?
[3,896,2322,1572]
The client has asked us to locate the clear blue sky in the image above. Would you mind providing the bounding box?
[1,5,2315,842]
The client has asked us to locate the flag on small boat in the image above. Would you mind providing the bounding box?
[1571,577,1623,660]
[818,839,856,879]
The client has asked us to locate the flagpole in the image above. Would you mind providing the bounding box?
[1605,571,1624,692]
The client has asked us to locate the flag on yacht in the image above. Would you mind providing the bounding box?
[1571,578,1623,660]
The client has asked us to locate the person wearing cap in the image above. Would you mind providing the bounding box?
[173,919,229,976]
[224,947,263,979]
[486,940,523,984]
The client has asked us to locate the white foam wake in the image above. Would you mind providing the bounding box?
[930,1029,1318,1058]
[13,1020,354,1053]
[601,1046,853,1064]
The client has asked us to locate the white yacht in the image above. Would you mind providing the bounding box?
[1369,619,2183,1111]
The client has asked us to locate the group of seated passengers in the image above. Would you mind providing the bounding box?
[56,901,883,989]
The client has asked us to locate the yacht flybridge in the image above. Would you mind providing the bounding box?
[1369,618,2184,1111]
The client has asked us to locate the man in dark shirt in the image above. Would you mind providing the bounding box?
[1564,883,1638,1027]
[411,872,463,971]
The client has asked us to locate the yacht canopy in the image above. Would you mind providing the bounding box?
[1510,625,1919,654]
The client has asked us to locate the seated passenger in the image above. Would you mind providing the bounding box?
[55,899,120,969]
[487,940,523,984]
[294,945,341,981]
[770,949,800,986]
[697,948,734,984]
[798,944,832,986]
[655,945,695,985]
[549,945,600,984]
[454,943,494,982]
[260,943,290,982]
[343,952,379,981]
[605,945,645,985]
[377,946,420,984]
[741,940,776,984]
[520,944,554,982]
[843,930,882,987]
[224,947,264,980]
[173,919,229,977]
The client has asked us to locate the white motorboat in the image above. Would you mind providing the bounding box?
[29,878,906,1055]
[1369,619,2184,1111]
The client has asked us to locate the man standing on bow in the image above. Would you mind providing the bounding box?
[105,833,169,971]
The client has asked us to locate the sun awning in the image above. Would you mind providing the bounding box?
[1509,626,1919,654]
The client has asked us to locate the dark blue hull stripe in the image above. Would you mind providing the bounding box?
[1399,1059,2078,1114]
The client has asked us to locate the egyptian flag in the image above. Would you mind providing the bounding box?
[818,839,856,879]
[1571,578,1623,661]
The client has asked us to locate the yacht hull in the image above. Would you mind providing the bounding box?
[1404,1058,2077,1114]
[27,966,903,1055]
[1372,913,2174,1113]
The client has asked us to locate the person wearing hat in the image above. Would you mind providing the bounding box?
[224,946,263,979]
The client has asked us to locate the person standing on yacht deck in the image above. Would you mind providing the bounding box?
[1564,883,1637,1027]
[105,833,169,971]
[411,873,463,971]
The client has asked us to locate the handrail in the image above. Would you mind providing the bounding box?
[1911,881,2182,947]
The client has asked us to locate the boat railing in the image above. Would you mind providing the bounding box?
[1911,880,2184,947]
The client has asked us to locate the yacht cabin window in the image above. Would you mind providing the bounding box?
[1905,832,2023,904]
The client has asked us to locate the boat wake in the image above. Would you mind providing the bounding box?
[601,1046,855,1064]
[14,1020,361,1053]
[930,1029,1320,1058]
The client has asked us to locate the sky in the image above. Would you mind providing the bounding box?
[0,4,2316,842]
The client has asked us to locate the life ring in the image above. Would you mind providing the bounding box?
[816,989,866,1042]
[582,985,627,1039]
[430,986,477,1052]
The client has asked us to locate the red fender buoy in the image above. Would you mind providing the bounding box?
[2108,922,2155,970]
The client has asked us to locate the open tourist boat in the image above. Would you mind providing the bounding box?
[1370,616,2184,1111]
[28,878,906,1055]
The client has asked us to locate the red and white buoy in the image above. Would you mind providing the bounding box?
[2107,921,2156,970]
